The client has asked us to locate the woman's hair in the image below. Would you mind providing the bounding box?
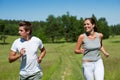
[19,21,32,34]
[85,18,97,32]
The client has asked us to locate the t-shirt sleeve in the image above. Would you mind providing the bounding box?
[39,39,44,49]
[11,40,18,52]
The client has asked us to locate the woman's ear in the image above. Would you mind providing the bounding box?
[93,24,95,28]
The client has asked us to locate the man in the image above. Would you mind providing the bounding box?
[8,21,46,80]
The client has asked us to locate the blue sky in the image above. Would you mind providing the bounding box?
[0,0,120,25]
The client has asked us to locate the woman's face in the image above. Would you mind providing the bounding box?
[84,19,94,33]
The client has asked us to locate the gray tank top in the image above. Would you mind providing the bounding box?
[82,32,101,61]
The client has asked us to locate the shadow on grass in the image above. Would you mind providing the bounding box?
[0,42,10,45]
[111,40,120,43]
[45,41,75,44]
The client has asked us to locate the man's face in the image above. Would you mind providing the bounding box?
[18,26,29,38]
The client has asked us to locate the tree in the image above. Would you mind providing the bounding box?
[97,18,110,39]
[0,35,7,44]
[110,24,120,35]
[0,24,5,34]
[45,15,62,42]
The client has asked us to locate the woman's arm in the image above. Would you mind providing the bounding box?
[99,33,109,58]
[74,34,84,54]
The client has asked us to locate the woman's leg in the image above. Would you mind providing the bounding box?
[94,59,104,80]
[82,62,94,80]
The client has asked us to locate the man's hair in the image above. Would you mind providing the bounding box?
[19,21,32,34]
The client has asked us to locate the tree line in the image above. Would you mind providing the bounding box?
[0,13,120,43]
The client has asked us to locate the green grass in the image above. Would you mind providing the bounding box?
[0,35,120,80]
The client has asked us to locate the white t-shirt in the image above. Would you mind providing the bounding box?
[11,36,44,76]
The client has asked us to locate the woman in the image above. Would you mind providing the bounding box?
[74,18,109,80]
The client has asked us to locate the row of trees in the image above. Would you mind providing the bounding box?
[110,24,120,36]
[0,13,120,43]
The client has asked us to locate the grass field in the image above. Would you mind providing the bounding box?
[0,35,120,80]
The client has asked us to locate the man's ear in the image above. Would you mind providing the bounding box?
[26,30,30,34]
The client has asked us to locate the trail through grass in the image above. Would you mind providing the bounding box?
[0,35,120,80]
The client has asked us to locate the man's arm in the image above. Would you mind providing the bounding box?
[38,47,46,63]
[8,48,25,63]
[8,51,21,63]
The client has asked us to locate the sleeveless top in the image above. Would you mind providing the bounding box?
[82,32,101,61]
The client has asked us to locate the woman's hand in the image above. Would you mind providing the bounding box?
[103,52,109,58]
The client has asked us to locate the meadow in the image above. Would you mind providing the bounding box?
[0,35,120,80]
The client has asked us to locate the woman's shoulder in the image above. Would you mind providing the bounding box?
[78,33,85,40]
[96,32,103,39]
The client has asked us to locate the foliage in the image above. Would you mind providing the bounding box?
[45,15,62,42]
[97,18,110,39]
[33,28,47,43]
[0,35,7,44]
[1,13,119,42]
[110,24,120,36]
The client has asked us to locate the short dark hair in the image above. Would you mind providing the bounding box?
[19,21,32,34]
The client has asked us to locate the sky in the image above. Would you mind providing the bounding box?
[0,0,120,25]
